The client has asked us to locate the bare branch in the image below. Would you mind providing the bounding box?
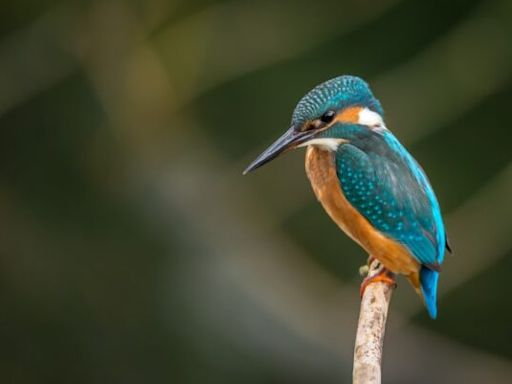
[353,259,394,384]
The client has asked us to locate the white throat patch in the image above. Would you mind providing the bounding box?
[298,138,347,151]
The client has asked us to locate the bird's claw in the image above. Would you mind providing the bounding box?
[360,267,397,297]
[359,264,370,277]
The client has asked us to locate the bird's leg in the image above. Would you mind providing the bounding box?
[359,257,397,298]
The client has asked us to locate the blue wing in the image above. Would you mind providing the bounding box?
[335,129,446,267]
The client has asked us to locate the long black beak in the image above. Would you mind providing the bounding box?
[243,126,313,174]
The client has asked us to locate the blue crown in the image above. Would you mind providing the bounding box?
[291,75,383,126]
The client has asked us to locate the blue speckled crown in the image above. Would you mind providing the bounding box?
[291,75,383,126]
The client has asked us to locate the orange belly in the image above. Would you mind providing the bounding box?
[305,146,420,287]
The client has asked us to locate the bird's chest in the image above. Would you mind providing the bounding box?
[304,146,418,275]
[305,146,365,243]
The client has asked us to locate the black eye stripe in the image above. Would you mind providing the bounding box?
[298,110,337,131]
[320,110,336,123]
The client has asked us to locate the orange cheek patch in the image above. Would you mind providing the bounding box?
[335,106,362,124]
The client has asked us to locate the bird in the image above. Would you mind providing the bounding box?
[243,75,450,319]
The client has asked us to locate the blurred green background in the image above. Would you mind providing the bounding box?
[1,0,511,383]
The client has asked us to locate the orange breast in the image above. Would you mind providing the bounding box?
[305,146,421,282]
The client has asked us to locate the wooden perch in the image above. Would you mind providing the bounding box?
[353,258,395,384]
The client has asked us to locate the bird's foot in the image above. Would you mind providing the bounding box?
[358,256,375,277]
[359,261,397,298]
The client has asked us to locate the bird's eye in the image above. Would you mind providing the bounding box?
[320,110,336,123]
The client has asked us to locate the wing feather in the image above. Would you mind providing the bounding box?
[335,130,445,267]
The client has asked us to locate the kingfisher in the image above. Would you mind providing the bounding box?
[244,75,450,319]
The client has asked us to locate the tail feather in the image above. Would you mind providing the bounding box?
[420,267,439,319]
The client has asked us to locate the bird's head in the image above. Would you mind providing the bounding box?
[244,75,384,174]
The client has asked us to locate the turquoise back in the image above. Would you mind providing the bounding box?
[329,124,446,267]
